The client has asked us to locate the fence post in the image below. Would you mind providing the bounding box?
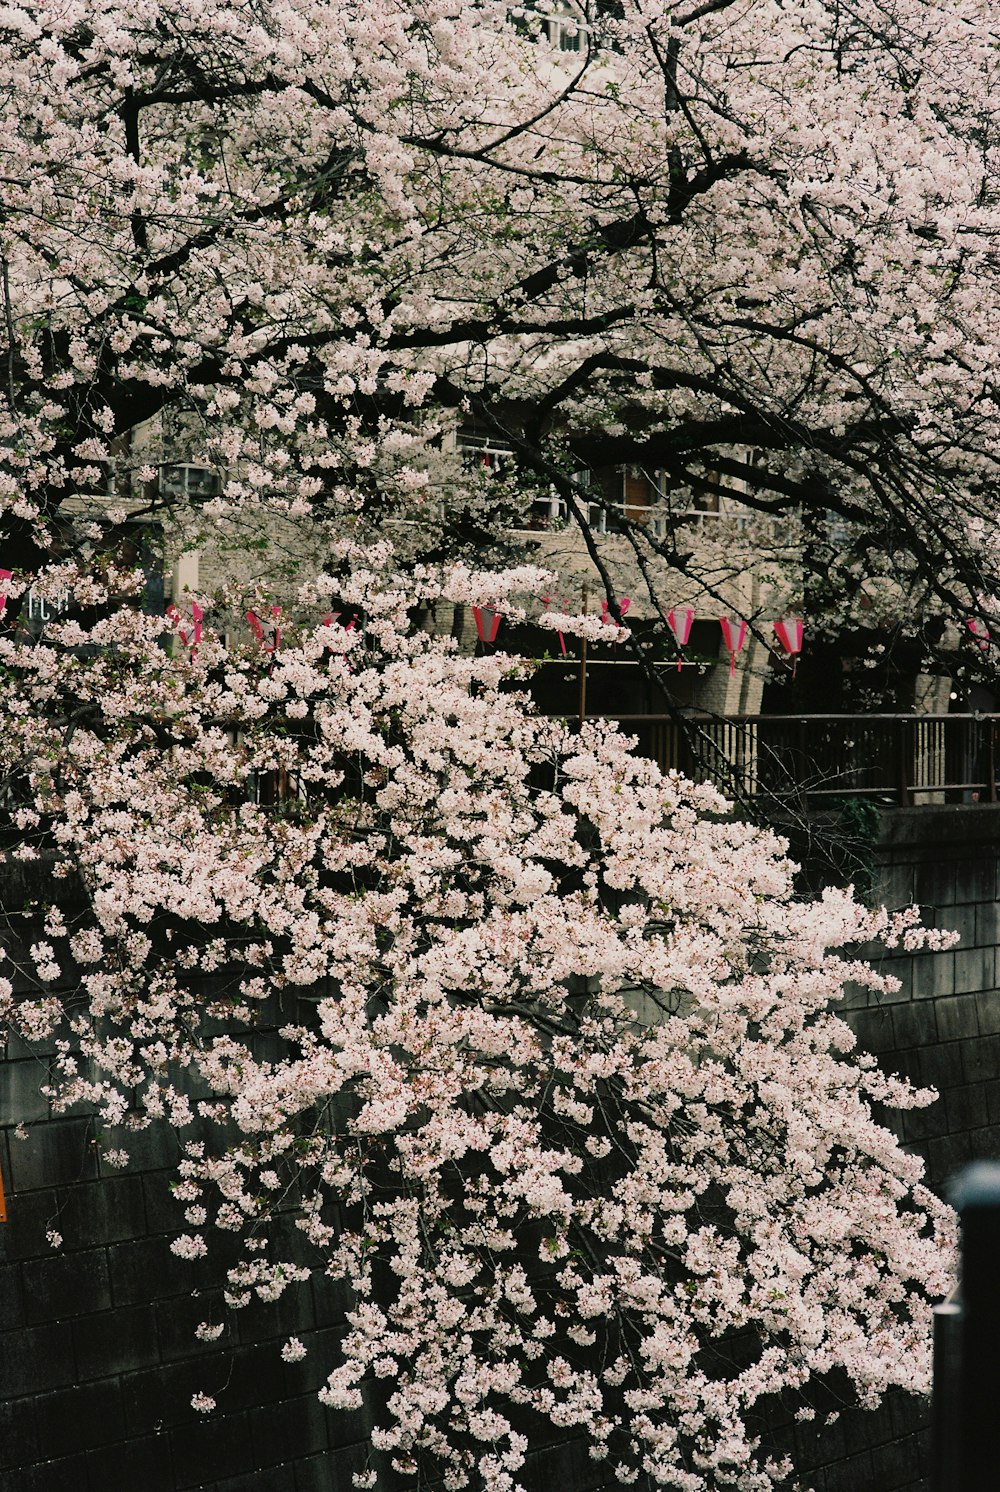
[897,717,912,806]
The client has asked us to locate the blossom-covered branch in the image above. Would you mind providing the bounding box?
[0,556,956,1491]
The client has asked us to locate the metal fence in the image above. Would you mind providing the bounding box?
[588,714,1000,808]
[5,714,999,828]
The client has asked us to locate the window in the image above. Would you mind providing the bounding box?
[158,464,221,500]
[26,587,70,624]
[645,469,728,533]
[584,467,655,533]
[456,434,515,473]
[517,3,590,52]
[544,2,588,51]
[520,493,568,530]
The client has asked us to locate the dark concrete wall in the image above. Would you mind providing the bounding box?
[786,804,1000,1492]
[845,805,1000,1192]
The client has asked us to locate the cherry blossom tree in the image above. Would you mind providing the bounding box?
[0,552,956,1490]
[0,6,981,1477]
[0,0,998,666]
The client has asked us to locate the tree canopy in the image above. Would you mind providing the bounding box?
[0,0,998,657]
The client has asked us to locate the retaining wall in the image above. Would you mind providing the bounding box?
[2,805,999,1491]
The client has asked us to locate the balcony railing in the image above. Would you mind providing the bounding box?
[586,713,1000,808]
[6,716,996,840]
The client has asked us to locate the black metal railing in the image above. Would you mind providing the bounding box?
[580,714,1000,808]
[5,715,1000,834]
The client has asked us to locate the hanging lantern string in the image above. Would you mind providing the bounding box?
[661,610,806,677]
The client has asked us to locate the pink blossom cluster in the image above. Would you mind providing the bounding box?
[0,557,956,1491]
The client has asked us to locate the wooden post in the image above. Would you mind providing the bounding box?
[0,1159,7,1222]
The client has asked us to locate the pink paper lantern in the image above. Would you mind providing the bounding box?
[600,596,630,651]
[246,606,281,653]
[472,605,502,645]
[667,607,694,671]
[168,600,203,656]
[773,618,803,656]
[600,595,631,625]
[773,617,803,677]
[719,617,748,678]
[541,595,569,656]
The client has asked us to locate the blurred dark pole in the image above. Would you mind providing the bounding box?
[931,1287,961,1492]
[937,1162,1000,1490]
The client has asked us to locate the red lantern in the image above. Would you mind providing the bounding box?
[667,607,694,672]
[719,617,748,678]
[773,617,803,676]
[541,595,569,656]
[472,605,502,645]
[967,618,990,652]
[0,568,12,619]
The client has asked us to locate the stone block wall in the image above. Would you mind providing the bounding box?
[785,803,1000,1492]
[0,876,359,1492]
[842,804,1000,1193]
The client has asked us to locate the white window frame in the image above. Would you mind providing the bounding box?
[456,434,515,472]
[521,2,592,53]
[158,463,221,500]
